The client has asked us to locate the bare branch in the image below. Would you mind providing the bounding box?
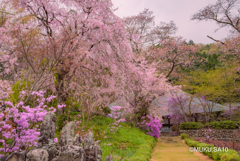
[207,35,225,44]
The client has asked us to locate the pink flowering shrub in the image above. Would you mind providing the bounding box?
[221,106,240,120]
[141,115,162,138]
[0,91,62,156]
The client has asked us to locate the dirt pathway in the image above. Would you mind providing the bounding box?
[150,136,213,161]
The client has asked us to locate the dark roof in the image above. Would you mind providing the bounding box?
[150,91,228,116]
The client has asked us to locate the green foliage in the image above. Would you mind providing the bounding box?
[197,142,214,158]
[171,124,179,132]
[180,133,189,139]
[180,121,238,130]
[184,138,240,161]
[56,113,74,132]
[94,106,111,116]
[5,138,13,145]
[8,80,31,105]
[181,67,240,105]
[213,149,240,161]
[71,102,81,112]
[185,138,199,147]
[208,121,238,129]
[188,40,195,45]
[65,97,80,112]
[177,44,222,79]
[69,111,80,116]
[180,122,203,130]
[126,122,136,128]
[193,52,221,71]
[101,106,111,115]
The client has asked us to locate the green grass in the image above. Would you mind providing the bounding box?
[56,115,156,161]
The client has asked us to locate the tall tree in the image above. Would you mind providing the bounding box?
[0,0,179,119]
[145,37,197,78]
[0,0,134,114]
[123,8,155,53]
[191,0,240,38]
[123,9,178,54]
[191,0,240,62]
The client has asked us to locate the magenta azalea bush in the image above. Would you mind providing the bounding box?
[0,91,63,156]
[141,115,162,138]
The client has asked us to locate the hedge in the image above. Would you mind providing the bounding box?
[213,149,240,161]
[179,122,203,130]
[185,138,199,147]
[179,121,240,130]
[207,121,238,129]
[180,133,189,139]
[183,138,240,161]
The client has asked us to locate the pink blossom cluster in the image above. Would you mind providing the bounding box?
[103,143,112,146]
[204,128,215,142]
[0,80,12,109]
[141,115,162,138]
[168,114,184,125]
[0,91,62,156]
[74,120,82,129]
[109,106,127,123]
[117,118,126,123]
[109,122,120,133]
[108,106,124,119]
[46,95,57,103]
[57,104,66,109]
[221,106,238,117]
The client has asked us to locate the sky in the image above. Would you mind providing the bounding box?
[111,0,231,44]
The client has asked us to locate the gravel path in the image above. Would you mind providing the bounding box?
[150,136,213,161]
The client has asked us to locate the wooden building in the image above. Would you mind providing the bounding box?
[149,91,228,133]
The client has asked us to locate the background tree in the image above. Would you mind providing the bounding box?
[123,59,180,122]
[181,67,240,120]
[188,40,195,45]
[123,8,178,54]
[191,0,240,39]
[215,67,240,120]
[145,37,198,78]
[148,20,178,45]
[123,8,155,53]
[191,0,240,63]
[168,92,196,122]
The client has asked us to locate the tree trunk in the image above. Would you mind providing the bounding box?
[228,95,232,121]
[183,114,188,122]
[56,70,68,115]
